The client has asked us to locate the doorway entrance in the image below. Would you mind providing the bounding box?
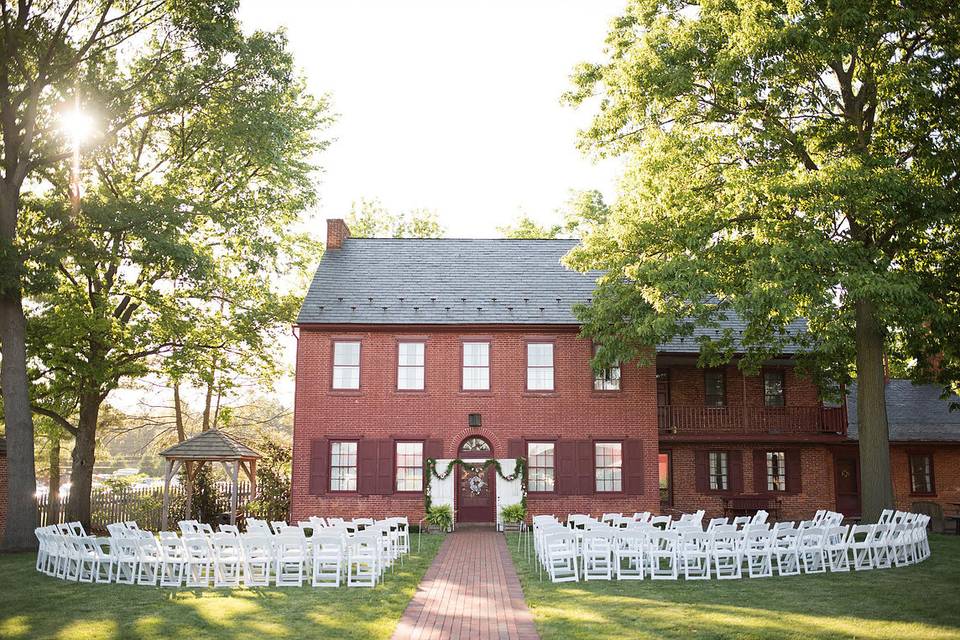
[456,436,495,523]
[833,450,861,517]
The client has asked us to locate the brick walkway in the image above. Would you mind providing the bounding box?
[392,529,539,640]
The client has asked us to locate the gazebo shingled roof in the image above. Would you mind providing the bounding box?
[160,429,260,460]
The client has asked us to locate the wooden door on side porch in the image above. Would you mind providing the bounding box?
[833,451,861,517]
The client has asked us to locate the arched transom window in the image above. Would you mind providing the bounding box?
[459,437,491,456]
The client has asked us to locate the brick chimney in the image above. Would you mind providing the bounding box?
[326,218,350,250]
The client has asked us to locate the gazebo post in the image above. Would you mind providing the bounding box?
[230,460,240,526]
[185,460,195,520]
[160,458,180,531]
[249,459,257,499]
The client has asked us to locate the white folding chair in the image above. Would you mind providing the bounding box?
[711,527,743,579]
[212,532,244,587]
[823,525,850,572]
[680,530,711,580]
[798,527,826,573]
[240,535,274,587]
[772,527,801,576]
[347,532,380,587]
[614,530,645,580]
[312,533,345,587]
[582,530,614,580]
[158,533,188,587]
[136,535,163,585]
[744,529,773,578]
[113,537,141,585]
[183,535,214,587]
[543,531,579,583]
[648,529,679,580]
[274,534,308,587]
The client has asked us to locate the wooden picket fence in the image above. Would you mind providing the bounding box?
[36,482,252,531]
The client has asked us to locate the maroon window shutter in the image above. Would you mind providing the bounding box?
[358,439,378,495]
[425,439,444,460]
[308,438,327,495]
[576,440,595,495]
[377,439,394,495]
[753,449,767,494]
[694,450,709,493]
[555,440,576,495]
[624,439,644,495]
[729,450,743,495]
[786,448,803,494]
[507,439,523,459]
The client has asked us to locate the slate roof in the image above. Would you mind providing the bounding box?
[298,237,806,353]
[846,380,960,442]
[160,430,261,460]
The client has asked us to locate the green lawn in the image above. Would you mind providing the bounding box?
[506,533,960,640]
[0,534,442,640]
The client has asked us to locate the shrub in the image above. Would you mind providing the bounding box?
[244,432,291,522]
[425,504,453,531]
[500,502,526,523]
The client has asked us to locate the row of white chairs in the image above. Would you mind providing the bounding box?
[532,509,931,583]
[35,516,411,588]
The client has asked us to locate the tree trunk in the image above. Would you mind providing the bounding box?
[173,382,186,442]
[66,394,101,529]
[201,378,214,431]
[0,184,38,551]
[47,433,61,526]
[855,298,895,522]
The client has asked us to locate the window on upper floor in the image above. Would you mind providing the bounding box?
[527,342,554,391]
[909,453,934,494]
[395,441,424,492]
[329,441,358,492]
[766,451,786,491]
[593,344,621,391]
[709,451,728,491]
[704,369,726,406]
[462,342,490,390]
[763,370,786,407]
[594,441,623,492]
[332,341,361,389]
[397,342,425,390]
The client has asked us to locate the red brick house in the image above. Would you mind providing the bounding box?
[291,220,960,525]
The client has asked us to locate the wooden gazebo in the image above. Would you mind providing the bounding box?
[159,430,261,530]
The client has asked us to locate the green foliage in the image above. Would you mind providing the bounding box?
[498,191,611,239]
[186,465,225,526]
[498,216,565,239]
[244,431,292,522]
[562,0,960,391]
[499,503,526,524]
[425,505,453,531]
[346,198,444,238]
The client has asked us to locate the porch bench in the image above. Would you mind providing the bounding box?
[722,495,782,521]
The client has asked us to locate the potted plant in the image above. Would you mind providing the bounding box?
[500,503,526,532]
[425,504,453,533]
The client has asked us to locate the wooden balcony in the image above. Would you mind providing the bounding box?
[657,405,847,436]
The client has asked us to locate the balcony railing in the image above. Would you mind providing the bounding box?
[657,405,847,436]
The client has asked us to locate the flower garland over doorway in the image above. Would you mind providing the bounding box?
[424,457,527,512]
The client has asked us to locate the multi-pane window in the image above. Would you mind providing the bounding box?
[527,343,555,391]
[332,341,361,389]
[909,453,934,494]
[704,369,726,406]
[595,442,623,492]
[593,344,621,391]
[330,441,357,491]
[527,442,555,492]
[395,442,424,492]
[708,451,728,491]
[763,370,786,407]
[767,451,786,491]
[397,342,425,390]
[462,342,490,390]
[658,452,672,504]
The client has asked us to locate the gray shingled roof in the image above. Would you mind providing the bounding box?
[160,430,260,460]
[297,237,805,353]
[846,380,960,442]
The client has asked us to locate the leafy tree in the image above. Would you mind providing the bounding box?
[345,198,444,238]
[244,431,292,523]
[24,27,328,528]
[498,191,610,239]
[0,0,254,549]
[564,1,960,520]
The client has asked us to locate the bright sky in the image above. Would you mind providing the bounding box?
[237,0,626,237]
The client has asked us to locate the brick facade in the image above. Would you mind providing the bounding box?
[291,326,661,523]
[292,326,960,524]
